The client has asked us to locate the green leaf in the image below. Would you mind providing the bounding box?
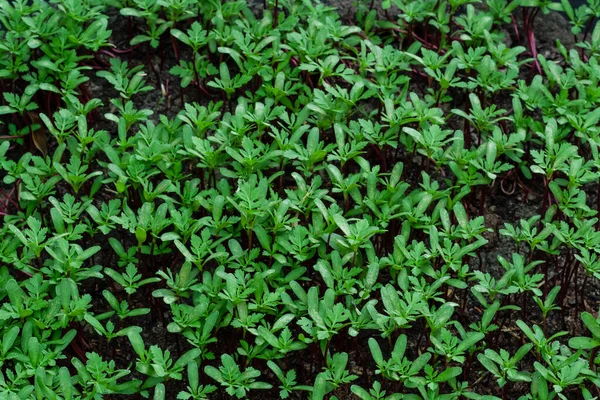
[120,8,142,17]
[84,314,106,335]
[78,246,101,261]
[174,348,201,370]
[437,367,462,382]
[6,279,25,308]
[478,353,500,376]
[593,20,600,45]
[204,365,222,382]
[127,330,146,358]
[333,214,351,236]
[2,326,19,355]
[311,372,328,400]
[136,227,147,245]
[569,336,600,349]
[161,232,180,241]
[153,383,166,400]
[560,0,574,21]
[531,372,548,399]
[273,314,295,331]
[581,312,600,338]
[58,367,72,400]
[457,332,485,353]
[368,338,383,365]
[513,343,533,363]
[453,202,468,228]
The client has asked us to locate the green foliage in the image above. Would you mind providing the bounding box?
[2,0,600,398]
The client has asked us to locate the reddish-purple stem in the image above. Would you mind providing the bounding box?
[523,8,542,75]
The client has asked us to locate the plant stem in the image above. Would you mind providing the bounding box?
[582,16,597,43]
[582,273,589,310]
[273,0,279,28]
[523,8,541,75]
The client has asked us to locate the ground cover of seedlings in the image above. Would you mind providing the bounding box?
[3,0,600,399]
